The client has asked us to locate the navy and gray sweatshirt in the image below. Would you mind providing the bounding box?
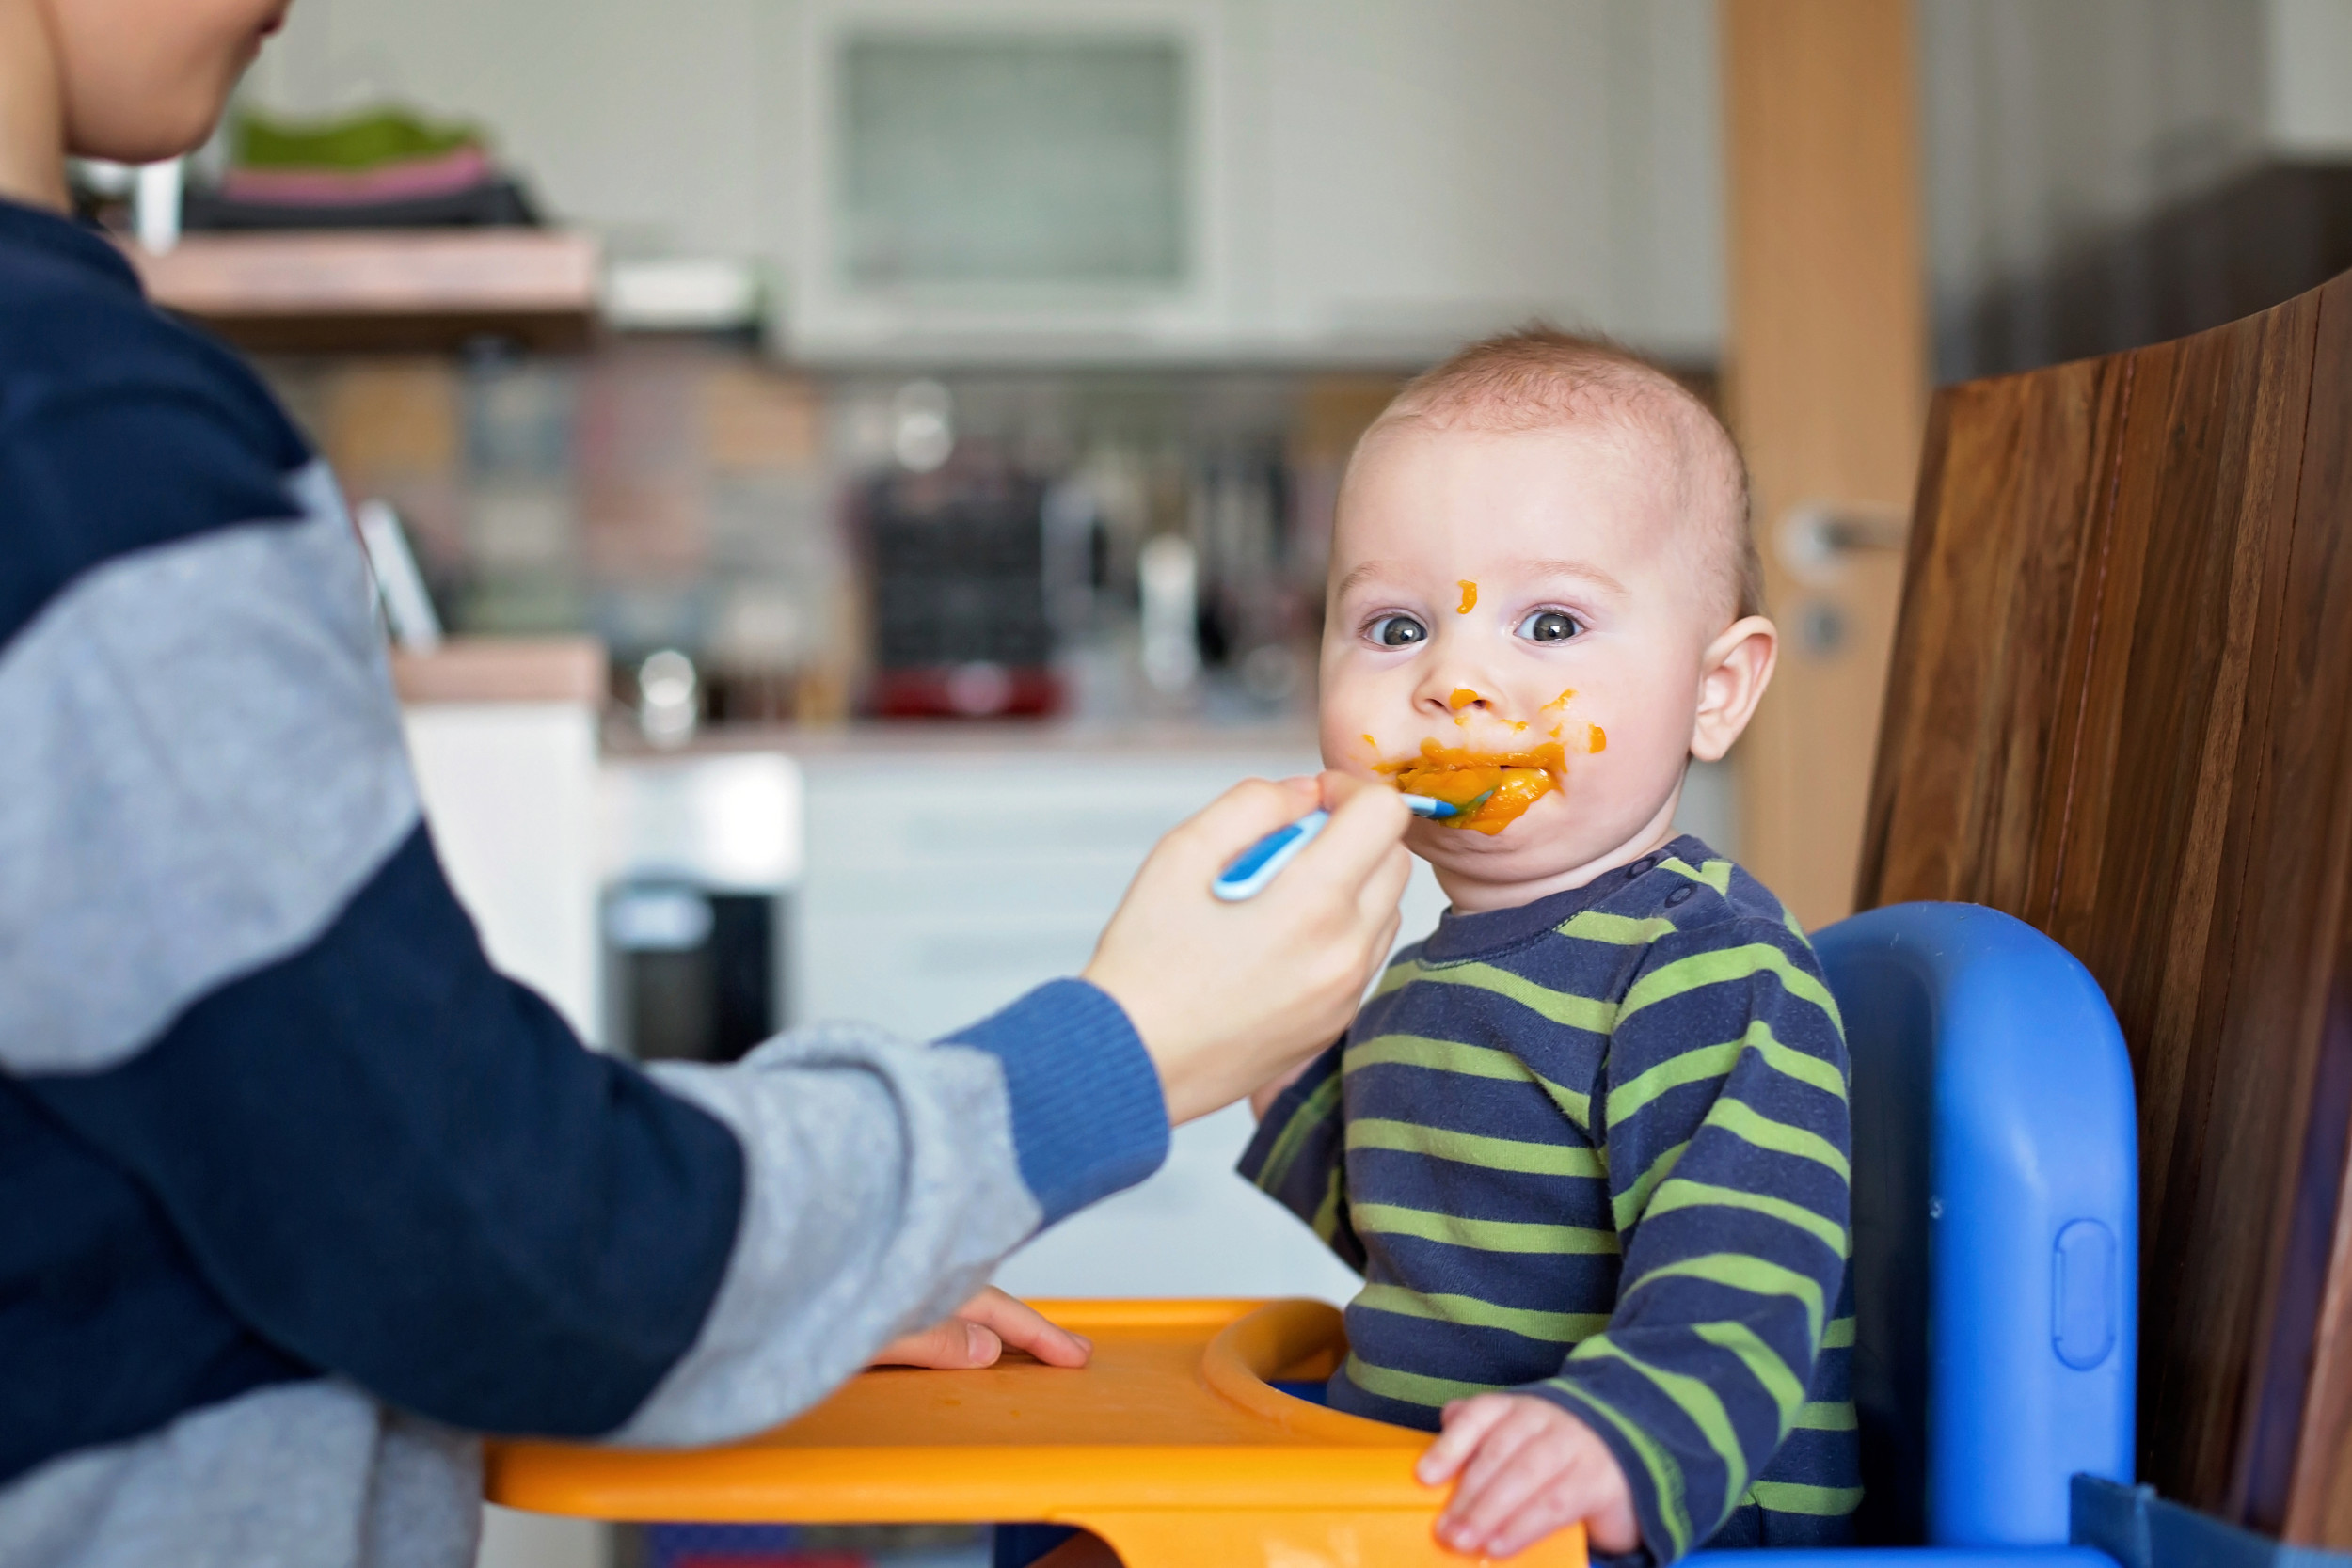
[0,198,1169,1568]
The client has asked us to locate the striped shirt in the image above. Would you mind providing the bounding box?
[1240,835,1858,1562]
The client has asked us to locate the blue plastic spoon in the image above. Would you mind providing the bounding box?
[1213,794,1465,902]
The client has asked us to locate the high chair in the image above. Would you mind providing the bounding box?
[486,900,2137,1568]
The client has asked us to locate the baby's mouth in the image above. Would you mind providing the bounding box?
[1375,738,1568,836]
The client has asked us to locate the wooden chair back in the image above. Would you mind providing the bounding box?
[1856,268,2352,1541]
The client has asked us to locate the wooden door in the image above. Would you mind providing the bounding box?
[1722,0,1931,928]
[1858,268,2352,1541]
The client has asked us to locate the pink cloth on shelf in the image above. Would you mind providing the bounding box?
[220,145,494,206]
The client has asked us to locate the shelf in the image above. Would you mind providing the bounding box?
[124,230,599,353]
[391,637,608,705]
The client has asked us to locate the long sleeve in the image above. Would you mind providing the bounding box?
[617,980,1167,1445]
[1237,1039,1364,1273]
[1,369,1168,1475]
[1525,917,1854,1563]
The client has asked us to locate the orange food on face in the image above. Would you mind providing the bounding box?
[1541,688,1577,711]
[1456,580,1478,613]
[1448,688,1480,710]
[1588,723,1606,752]
[1375,738,1567,835]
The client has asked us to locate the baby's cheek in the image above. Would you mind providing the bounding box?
[1316,670,1406,772]
[1565,710,1686,808]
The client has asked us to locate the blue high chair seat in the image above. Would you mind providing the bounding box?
[1688,902,2137,1567]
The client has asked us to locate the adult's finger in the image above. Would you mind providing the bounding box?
[1277,773,1409,895]
[1359,845,1412,929]
[1163,776,1318,878]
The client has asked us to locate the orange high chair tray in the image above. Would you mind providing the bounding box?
[486,1298,1587,1568]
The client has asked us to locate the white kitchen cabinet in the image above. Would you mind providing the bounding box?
[789,731,1435,1305]
[793,736,1334,1036]
[777,0,1723,364]
[397,641,606,1045]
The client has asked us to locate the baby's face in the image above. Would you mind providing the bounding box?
[1320,420,1734,909]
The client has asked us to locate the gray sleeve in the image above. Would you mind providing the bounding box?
[607,1022,1041,1447]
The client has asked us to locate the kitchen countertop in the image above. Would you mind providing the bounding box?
[602,715,1322,763]
[393,637,608,705]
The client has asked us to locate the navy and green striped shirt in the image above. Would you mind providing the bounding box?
[1240,836,1858,1563]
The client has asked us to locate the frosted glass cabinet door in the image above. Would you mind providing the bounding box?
[838,34,1188,290]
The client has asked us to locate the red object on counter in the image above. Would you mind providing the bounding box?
[870,663,1061,720]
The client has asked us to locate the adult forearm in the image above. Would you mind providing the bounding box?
[614,981,1168,1445]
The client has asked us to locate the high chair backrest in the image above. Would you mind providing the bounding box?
[1855,264,2352,1538]
[1815,901,2135,1547]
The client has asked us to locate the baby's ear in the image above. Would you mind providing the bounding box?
[1691,615,1778,762]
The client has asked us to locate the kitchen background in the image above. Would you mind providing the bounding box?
[90,3,2352,1564]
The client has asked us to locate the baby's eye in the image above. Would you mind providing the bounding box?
[1516,609,1581,644]
[1368,613,1428,648]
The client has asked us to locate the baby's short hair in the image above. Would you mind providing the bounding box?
[1361,325,1762,622]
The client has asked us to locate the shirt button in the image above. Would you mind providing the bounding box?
[1666,884,1694,907]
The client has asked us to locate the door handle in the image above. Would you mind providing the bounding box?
[1776,502,1910,584]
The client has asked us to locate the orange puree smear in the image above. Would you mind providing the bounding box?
[1456,580,1478,613]
[1376,738,1566,836]
[1588,723,1606,752]
[1541,688,1577,711]
[1447,688,1480,710]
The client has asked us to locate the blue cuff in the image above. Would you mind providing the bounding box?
[941,978,1169,1227]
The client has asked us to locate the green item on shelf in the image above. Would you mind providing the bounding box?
[233,106,484,171]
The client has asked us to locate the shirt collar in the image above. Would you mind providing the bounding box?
[0,197,147,298]
[1417,832,1718,963]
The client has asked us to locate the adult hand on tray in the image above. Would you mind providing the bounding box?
[1084,770,1412,1126]
[869,1286,1092,1370]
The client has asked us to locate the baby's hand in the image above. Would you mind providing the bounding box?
[1417,1392,1642,1560]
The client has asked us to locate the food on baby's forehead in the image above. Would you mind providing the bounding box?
[1377,739,1567,835]
[1456,579,1478,613]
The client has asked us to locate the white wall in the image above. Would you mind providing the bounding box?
[243,0,1724,362]
[1248,0,1720,358]
[1917,0,2352,376]
[2268,0,2352,153]
[246,0,771,261]
[1916,0,2271,361]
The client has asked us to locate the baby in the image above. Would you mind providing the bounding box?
[1240,329,1857,1563]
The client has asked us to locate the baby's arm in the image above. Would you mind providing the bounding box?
[1529,917,1853,1560]
[1233,1038,1365,1269]
[1424,918,1852,1563]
